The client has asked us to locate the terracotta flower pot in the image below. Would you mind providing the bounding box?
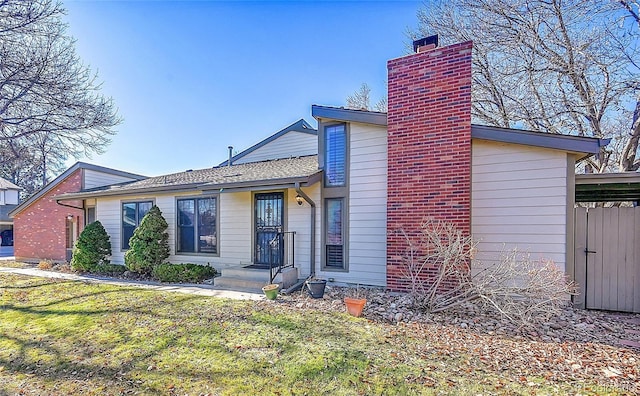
[344,297,366,317]
[262,284,279,300]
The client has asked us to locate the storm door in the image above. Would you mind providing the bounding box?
[254,192,284,268]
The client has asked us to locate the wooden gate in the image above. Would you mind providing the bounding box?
[574,207,640,313]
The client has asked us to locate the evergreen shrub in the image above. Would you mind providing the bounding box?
[71,220,111,272]
[124,206,170,275]
[152,263,218,283]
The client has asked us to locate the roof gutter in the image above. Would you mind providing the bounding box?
[55,200,84,211]
[54,182,207,201]
[295,182,316,277]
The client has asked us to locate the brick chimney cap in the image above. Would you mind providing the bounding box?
[413,35,439,53]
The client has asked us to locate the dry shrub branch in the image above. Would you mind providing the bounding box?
[473,250,578,327]
[398,219,577,327]
[399,220,477,313]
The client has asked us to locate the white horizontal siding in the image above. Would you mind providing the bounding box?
[217,191,252,265]
[84,169,140,189]
[93,186,323,277]
[233,131,317,164]
[96,196,127,261]
[288,183,321,278]
[471,140,569,274]
[317,122,387,287]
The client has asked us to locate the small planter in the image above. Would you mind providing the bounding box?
[306,279,327,299]
[344,297,367,317]
[262,284,280,300]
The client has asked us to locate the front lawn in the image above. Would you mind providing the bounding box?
[0,273,636,395]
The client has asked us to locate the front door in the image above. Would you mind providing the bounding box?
[255,192,284,268]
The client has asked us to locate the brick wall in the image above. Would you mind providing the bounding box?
[386,41,473,291]
[13,169,84,262]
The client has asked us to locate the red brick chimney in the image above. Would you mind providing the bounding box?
[386,36,473,291]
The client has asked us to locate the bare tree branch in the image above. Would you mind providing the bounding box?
[0,0,121,194]
[414,0,639,172]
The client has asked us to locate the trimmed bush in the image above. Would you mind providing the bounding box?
[152,263,218,283]
[71,221,111,272]
[93,263,127,276]
[125,205,170,275]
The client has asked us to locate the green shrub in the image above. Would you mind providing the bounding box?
[71,221,111,272]
[124,206,170,275]
[152,263,218,283]
[93,263,127,276]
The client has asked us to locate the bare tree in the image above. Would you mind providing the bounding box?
[413,0,639,172]
[346,83,388,112]
[618,0,640,171]
[0,0,121,193]
[346,83,372,110]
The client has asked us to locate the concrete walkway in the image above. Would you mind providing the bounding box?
[0,265,264,301]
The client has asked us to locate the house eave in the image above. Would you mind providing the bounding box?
[54,183,208,201]
[54,171,323,201]
[575,172,640,202]
[470,125,609,158]
[310,105,609,158]
[312,105,387,126]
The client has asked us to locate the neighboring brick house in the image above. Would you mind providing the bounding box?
[16,37,608,294]
[10,163,145,262]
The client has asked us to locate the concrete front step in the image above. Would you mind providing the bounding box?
[214,266,279,293]
[213,277,269,293]
[214,266,298,293]
[221,267,273,282]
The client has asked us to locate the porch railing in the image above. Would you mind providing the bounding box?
[268,231,295,284]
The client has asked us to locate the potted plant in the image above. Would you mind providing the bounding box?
[262,283,280,300]
[305,277,327,299]
[344,284,366,317]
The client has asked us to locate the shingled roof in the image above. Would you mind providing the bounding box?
[56,155,321,200]
[0,177,20,191]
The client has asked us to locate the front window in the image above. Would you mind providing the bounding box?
[325,198,344,269]
[177,197,217,254]
[86,207,96,225]
[324,124,346,187]
[122,201,152,249]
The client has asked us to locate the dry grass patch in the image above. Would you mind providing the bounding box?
[0,273,635,395]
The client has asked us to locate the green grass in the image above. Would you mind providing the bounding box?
[0,273,631,395]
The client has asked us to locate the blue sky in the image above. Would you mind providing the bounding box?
[64,0,422,176]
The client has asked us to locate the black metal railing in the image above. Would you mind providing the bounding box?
[269,231,295,284]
